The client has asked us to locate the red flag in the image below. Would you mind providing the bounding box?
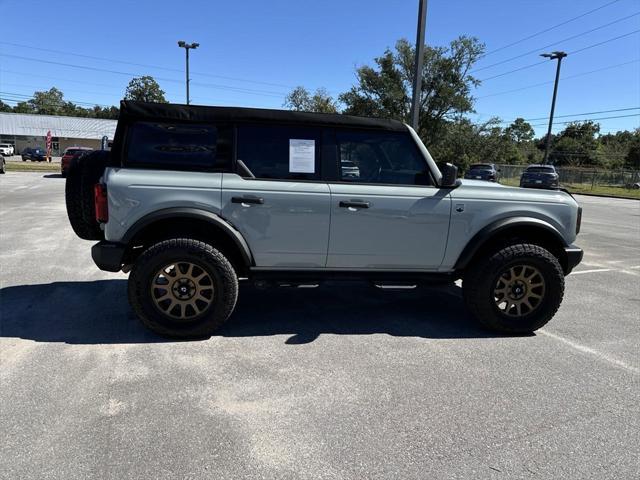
[46,130,52,149]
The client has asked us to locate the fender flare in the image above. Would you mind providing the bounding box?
[454,216,568,270]
[122,207,254,266]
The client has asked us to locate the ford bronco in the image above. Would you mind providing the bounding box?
[65,101,583,338]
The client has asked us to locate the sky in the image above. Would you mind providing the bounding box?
[0,0,638,135]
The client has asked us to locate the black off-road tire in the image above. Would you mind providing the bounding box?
[128,239,239,338]
[64,151,109,240]
[463,243,564,334]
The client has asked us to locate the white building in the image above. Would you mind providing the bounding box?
[0,112,117,155]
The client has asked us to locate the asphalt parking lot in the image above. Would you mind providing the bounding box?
[1,172,638,479]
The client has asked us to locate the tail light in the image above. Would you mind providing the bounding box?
[94,183,108,223]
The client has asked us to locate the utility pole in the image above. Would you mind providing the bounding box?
[178,41,200,105]
[410,0,428,131]
[540,51,567,164]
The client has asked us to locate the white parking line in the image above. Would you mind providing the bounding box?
[570,265,640,276]
[539,329,639,374]
[570,268,612,275]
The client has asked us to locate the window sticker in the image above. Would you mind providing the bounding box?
[289,139,315,173]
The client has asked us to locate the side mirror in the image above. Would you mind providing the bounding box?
[438,162,459,187]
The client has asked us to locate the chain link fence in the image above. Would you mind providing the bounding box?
[497,165,640,192]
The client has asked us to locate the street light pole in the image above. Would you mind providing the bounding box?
[540,51,567,164]
[410,0,428,131]
[178,41,200,105]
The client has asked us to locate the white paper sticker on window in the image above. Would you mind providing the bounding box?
[289,139,315,173]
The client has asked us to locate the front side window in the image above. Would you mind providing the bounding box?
[336,130,431,185]
[126,122,228,170]
[237,124,321,180]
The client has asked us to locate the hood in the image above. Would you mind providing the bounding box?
[452,179,576,205]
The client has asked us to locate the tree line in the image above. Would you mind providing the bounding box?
[0,76,167,120]
[284,37,639,171]
[1,39,638,170]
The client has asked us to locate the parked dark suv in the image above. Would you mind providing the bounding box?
[21,147,47,162]
[520,164,559,189]
[464,163,499,182]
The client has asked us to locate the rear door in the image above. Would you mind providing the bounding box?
[221,124,331,268]
[326,129,451,270]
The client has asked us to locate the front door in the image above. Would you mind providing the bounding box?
[221,124,330,268]
[327,130,451,269]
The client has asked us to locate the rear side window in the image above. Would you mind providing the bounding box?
[336,130,431,185]
[125,122,230,170]
[237,124,321,180]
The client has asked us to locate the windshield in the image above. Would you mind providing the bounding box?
[469,164,493,170]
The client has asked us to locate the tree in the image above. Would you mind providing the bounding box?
[124,76,167,103]
[26,88,66,115]
[505,118,534,144]
[624,130,640,169]
[0,100,12,112]
[92,105,120,119]
[12,101,34,114]
[549,121,600,166]
[283,86,338,113]
[339,36,485,146]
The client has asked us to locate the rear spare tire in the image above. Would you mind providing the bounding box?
[65,150,110,240]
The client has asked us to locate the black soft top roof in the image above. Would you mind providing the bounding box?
[118,100,407,132]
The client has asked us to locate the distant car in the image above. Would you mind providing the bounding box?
[464,163,500,182]
[61,147,93,176]
[341,160,360,179]
[0,143,14,156]
[520,164,559,189]
[21,147,47,162]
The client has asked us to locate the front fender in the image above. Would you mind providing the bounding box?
[452,217,568,270]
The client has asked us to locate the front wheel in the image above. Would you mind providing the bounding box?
[128,239,239,338]
[463,243,564,333]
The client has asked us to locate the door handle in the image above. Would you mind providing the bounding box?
[339,201,370,209]
[231,196,264,205]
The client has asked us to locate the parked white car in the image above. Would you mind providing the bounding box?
[0,144,15,156]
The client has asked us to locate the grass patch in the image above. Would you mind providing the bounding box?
[563,183,640,199]
[499,178,520,187]
[497,177,640,199]
[6,161,60,172]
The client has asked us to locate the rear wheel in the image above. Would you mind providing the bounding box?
[128,239,239,338]
[463,243,564,333]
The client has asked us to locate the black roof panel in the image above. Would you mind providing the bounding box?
[118,100,407,132]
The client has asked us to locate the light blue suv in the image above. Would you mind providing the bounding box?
[65,101,583,338]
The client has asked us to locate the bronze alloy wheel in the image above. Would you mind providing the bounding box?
[151,262,215,320]
[493,264,546,317]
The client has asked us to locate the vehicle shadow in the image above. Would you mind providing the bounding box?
[42,174,63,179]
[0,280,507,345]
